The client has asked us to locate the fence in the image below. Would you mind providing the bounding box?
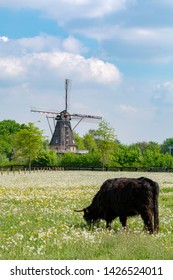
[1,165,173,174]
[0,165,63,174]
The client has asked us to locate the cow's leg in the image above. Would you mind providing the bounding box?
[88,221,92,230]
[106,220,112,230]
[119,216,128,230]
[141,211,153,234]
[88,220,94,230]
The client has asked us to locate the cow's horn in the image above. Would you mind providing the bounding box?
[74,208,85,212]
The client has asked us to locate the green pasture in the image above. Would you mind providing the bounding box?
[0,171,173,260]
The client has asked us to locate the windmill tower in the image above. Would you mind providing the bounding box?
[31,79,102,153]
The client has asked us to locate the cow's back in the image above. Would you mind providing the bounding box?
[97,177,158,217]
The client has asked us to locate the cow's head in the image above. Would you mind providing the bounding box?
[74,207,95,225]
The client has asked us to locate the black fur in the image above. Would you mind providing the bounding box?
[80,177,159,233]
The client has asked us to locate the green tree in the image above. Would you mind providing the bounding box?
[142,142,162,167]
[0,119,24,161]
[0,119,22,135]
[74,132,85,150]
[14,122,44,170]
[95,120,117,169]
[113,144,142,167]
[32,149,58,167]
[59,151,101,168]
[83,132,97,152]
[161,153,173,168]
[161,138,173,155]
[135,142,150,155]
[59,152,79,167]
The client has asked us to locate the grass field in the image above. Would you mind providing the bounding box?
[0,170,173,260]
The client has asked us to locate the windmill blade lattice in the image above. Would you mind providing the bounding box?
[31,79,102,153]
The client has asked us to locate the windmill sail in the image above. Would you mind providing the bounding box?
[31,79,102,153]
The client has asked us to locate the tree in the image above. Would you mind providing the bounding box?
[112,144,142,167]
[14,122,44,170]
[32,149,58,167]
[161,138,173,155]
[0,119,24,161]
[74,132,85,150]
[83,132,97,152]
[59,151,101,168]
[142,142,162,167]
[0,119,22,135]
[95,120,117,169]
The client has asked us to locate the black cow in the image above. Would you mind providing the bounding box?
[75,177,159,233]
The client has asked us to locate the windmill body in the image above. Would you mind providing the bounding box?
[49,110,77,153]
[31,79,102,153]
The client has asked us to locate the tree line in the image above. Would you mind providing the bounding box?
[1,119,173,169]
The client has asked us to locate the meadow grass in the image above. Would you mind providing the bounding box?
[0,170,173,260]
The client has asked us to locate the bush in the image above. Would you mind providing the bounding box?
[59,152,102,168]
[32,149,58,167]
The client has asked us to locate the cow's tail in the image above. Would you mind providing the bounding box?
[153,181,159,232]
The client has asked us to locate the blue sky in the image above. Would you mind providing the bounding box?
[0,0,173,144]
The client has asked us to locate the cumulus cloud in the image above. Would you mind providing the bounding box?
[29,52,121,84]
[74,25,173,44]
[0,34,88,56]
[0,36,9,42]
[0,0,133,22]
[62,36,87,54]
[0,57,24,78]
[74,25,173,62]
[118,27,173,47]
[0,39,122,87]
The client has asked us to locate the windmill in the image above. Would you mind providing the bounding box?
[31,79,102,153]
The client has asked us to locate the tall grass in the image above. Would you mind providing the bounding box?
[0,171,173,259]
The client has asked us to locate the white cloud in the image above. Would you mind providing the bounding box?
[0,35,59,55]
[164,81,173,90]
[74,25,173,62]
[153,80,173,105]
[17,35,61,52]
[0,36,9,42]
[120,27,173,47]
[74,25,173,44]
[0,34,88,56]
[0,57,24,78]
[0,51,122,86]
[0,0,133,21]
[62,36,87,54]
[30,52,122,84]
[4,28,170,65]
